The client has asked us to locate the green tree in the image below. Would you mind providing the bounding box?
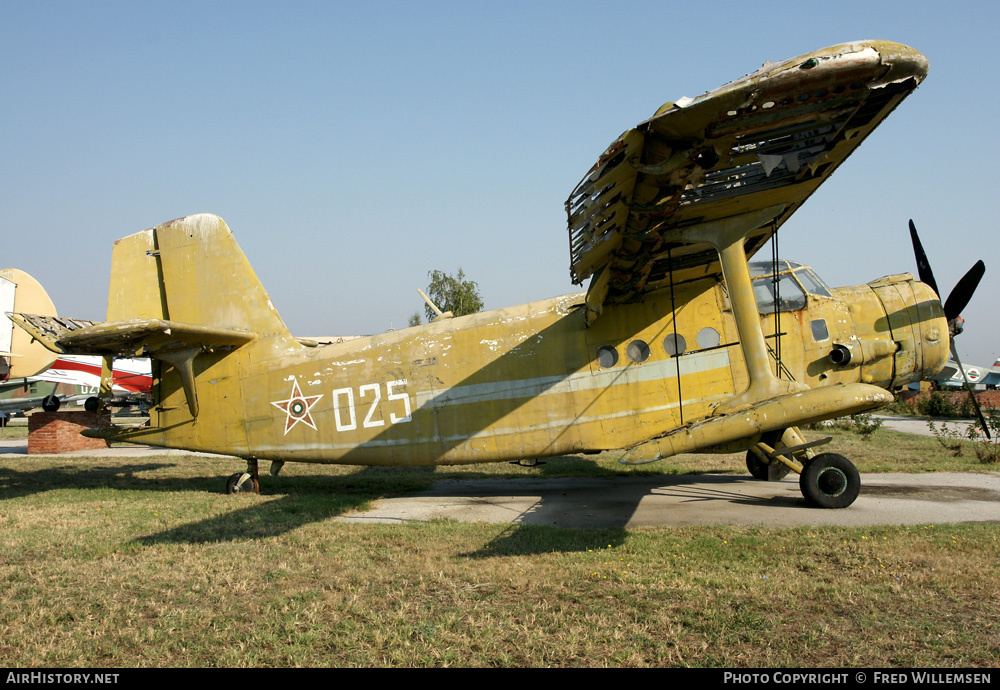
[424,268,483,321]
[407,312,421,327]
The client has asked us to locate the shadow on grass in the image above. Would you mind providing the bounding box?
[0,462,183,499]
[463,523,633,557]
[0,455,797,549]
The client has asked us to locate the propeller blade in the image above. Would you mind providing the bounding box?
[908,219,940,297]
[950,342,991,440]
[943,260,986,322]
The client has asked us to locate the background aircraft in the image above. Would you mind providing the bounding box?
[1,269,151,414]
[0,355,152,414]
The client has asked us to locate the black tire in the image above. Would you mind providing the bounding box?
[84,397,101,412]
[746,431,791,481]
[41,395,60,412]
[226,472,252,495]
[799,453,860,509]
[745,449,792,481]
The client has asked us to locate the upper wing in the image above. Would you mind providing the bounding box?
[567,41,928,324]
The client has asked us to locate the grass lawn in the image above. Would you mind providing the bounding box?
[1,428,997,667]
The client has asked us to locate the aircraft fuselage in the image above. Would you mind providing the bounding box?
[133,269,947,465]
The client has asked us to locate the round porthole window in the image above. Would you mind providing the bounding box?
[625,340,649,364]
[696,327,720,349]
[663,334,686,356]
[596,345,618,368]
[626,340,650,363]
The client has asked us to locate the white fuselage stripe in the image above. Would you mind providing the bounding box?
[415,348,730,409]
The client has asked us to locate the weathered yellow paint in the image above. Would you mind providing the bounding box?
[31,212,944,472]
[567,40,929,316]
[4,41,957,508]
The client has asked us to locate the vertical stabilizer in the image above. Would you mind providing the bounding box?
[107,214,293,341]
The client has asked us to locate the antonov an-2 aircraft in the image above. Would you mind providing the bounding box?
[7,41,986,508]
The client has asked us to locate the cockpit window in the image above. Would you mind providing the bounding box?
[796,269,832,298]
[752,273,806,313]
[749,260,799,277]
[748,260,830,313]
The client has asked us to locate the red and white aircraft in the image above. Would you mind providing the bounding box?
[0,268,152,413]
[1,355,152,413]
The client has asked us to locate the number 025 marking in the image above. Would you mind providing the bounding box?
[332,379,412,432]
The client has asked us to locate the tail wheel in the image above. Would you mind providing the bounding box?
[799,453,860,509]
[226,472,255,495]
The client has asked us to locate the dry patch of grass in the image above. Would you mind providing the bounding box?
[1,449,998,667]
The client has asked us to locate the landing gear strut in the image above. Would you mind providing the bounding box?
[746,428,860,508]
[746,431,791,481]
[226,458,259,495]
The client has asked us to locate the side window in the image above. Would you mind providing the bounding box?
[811,319,830,342]
[663,334,687,356]
[626,340,651,363]
[596,346,619,368]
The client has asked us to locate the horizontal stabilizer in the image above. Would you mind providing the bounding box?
[7,312,254,357]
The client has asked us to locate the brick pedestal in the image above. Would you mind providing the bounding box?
[28,411,112,454]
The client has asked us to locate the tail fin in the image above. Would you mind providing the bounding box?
[108,214,293,340]
[9,214,298,422]
[0,268,58,379]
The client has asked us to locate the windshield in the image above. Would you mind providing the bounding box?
[748,260,830,313]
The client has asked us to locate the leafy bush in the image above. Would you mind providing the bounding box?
[918,391,958,418]
[805,413,882,440]
[928,416,1000,463]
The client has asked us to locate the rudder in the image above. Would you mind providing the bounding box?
[108,214,293,341]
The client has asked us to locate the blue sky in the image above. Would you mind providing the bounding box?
[3,1,998,367]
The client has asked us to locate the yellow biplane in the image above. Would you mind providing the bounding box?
[7,40,986,508]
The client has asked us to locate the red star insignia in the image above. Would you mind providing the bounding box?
[271,378,323,435]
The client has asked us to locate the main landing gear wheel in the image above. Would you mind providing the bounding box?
[746,431,791,481]
[746,449,792,481]
[799,453,860,509]
[41,395,60,412]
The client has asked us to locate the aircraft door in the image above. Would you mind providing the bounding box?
[583,285,733,449]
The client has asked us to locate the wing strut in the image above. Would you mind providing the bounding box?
[674,205,806,415]
[770,219,782,377]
